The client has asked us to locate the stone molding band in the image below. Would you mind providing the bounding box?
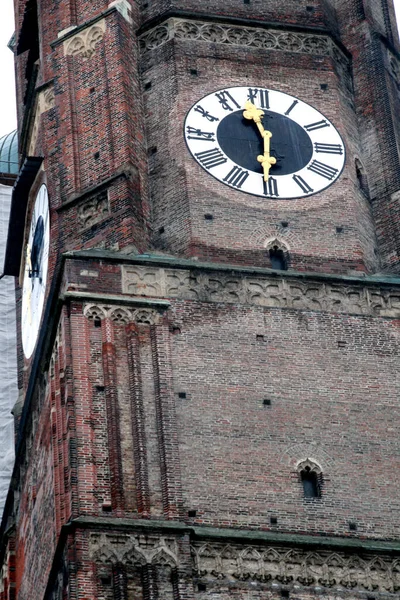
[122,265,400,318]
[88,533,400,592]
[139,17,347,64]
[28,85,55,155]
[90,533,179,566]
[83,303,162,325]
[191,541,400,592]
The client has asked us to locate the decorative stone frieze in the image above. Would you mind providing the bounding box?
[63,19,106,59]
[139,18,352,93]
[89,533,178,566]
[83,303,161,325]
[139,18,344,61]
[77,190,109,229]
[191,541,400,592]
[28,85,56,155]
[122,265,400,318]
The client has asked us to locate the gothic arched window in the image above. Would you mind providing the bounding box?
[297,459,323,499]
[266,241,289,271]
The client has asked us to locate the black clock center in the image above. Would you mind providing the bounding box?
[217,110,313,176]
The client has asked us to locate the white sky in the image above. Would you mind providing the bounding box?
[0,0,399,138]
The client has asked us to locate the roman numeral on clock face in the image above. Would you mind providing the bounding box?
[263,177,279,197]
[307,160,339,180]
[314,143,344,155]
[195,148,228,170]
[304,120,330,132]
[215,91,241,112]
[285,100,299,116]
[194,105,219,122]
[293,174,314,194]
[223,166,249,189]
[186,126,216,142]
[248,88,269,109]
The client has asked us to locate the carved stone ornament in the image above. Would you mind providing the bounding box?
[139,18,344,61]
[89,533,178,567]
[191,542,400,592]
[83,303,161,325]
[122,265,400,318]
[64,19,106,59]
[296,458,322,475]
[77,190,109,229]
[28,85,56,155]
[139,18,352,93]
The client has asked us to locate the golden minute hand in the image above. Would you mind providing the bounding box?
[243,100,277,182]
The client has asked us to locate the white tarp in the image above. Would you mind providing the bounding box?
[0,184,17,517]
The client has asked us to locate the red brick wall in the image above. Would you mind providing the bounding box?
[140,0,330,29]
[6,0,400,598]
[143,36,378,273]
[173,300,400,536]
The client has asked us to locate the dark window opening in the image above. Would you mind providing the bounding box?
[17,0,40,104]
[269,246,287,270]
[301,467,321,498]
[355,160,369,198]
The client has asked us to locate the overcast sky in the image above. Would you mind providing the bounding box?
[0,1,400,138]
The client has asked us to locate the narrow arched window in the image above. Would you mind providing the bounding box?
[301,467,321,498]
[355,159,369,198]
[269,245,287,270]
[297,459,323,499]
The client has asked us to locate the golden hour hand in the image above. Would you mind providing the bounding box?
[243,100,277,182]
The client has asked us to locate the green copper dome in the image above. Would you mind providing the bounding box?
[0,130,18,175]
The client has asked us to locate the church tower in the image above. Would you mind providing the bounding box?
[2,0,400,597]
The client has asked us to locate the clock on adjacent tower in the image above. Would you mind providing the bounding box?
[184,87,346,199]
[21,183,50,359]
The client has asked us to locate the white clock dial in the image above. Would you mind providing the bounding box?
[184,87,346,199]
[21,184,50,359]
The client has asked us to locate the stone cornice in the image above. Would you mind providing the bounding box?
[79,519,400,593]
[71,517,400,554]
[138,16,349,68]
[63,250,400,318]
[64,249,400,286]
[121,263,400,318]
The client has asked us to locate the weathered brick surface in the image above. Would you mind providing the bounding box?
[143,38,378,273]
[140,0,331,30]
[4,0,400,598]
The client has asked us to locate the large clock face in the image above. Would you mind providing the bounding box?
[21,184,50,359]
[184,87,346,199]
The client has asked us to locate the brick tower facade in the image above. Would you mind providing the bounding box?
[2,0,400,598]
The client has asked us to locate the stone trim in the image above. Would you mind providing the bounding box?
[63,19,106,59]
[87,530,400,592]
[191,541,400,592]
[89,533,179,566]
[122,265,400,318]
[83,303,162,325]
[139,17,346,62]
[108,0,133,24]
[139,17,352,92]
[28,85,55,155]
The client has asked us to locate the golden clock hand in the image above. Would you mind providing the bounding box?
[258,130,277,182]
[243,100,266,137]
[243,100,277,182]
